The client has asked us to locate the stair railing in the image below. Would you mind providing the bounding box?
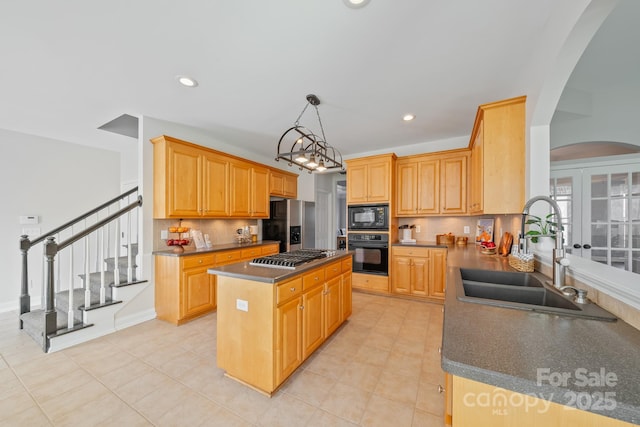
[19,187,140,327]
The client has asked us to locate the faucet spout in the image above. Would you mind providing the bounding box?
[520,196,566,288]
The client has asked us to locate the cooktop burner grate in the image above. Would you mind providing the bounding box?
[249,249,335,269]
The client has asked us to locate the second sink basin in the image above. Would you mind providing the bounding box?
[456,268,617,321]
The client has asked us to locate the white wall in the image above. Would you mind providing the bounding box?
[0,129,120,312]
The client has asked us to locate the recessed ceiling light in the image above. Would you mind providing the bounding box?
[176,75,198,87]
[343,0,371,9]
[403,114,416,122]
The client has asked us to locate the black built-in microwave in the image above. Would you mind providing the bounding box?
[348,204,389,230]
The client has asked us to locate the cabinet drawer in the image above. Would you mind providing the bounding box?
[276,278,303,305]
[215,250,242,265]
[302,268,325,290]
[393,246,430,257]
[341,257,353,273]
[324,261,342,280]
[182,254,216,269]
[241,247,262,259]
[261,244,279,255]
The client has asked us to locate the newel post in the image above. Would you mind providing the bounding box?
[43,236,58,352]
[19,235,31,328]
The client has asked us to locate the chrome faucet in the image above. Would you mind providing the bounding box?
[520,195,569,288]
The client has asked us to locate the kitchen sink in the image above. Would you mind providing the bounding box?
[456,268,617,321]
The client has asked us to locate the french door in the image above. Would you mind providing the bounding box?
[551,163,640,274]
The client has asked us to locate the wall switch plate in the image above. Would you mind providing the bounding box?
[464,226,470,234]
[22,227,41,237]
[236,299,249,312]
[415,225,421,233]
[19,215,39,224]
[160,230,168,239]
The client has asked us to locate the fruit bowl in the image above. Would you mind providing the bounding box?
[166,238,190,247]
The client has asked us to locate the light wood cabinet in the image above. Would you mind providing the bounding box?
[352,272,389,293]
[468,96,526,214]
[346,154,396,204]
[276,288,302,384]
[391,246,447,301]
[451,375,635,427]
[229,160,270,218]
[395,151,467,216]
[217,255,353,395]
[154,243,279,325]
[270,169,298,198]
[151,135,273,219]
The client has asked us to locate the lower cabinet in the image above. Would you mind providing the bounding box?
[449,375,634,427]
[276,291,303,384]
[391,246,447,301]
[155,243,279,325]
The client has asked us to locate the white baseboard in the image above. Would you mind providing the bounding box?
[0,297,43,314]
[115,308,156,330]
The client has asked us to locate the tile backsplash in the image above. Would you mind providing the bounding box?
[398,214,522,243]
[154,218,260,251]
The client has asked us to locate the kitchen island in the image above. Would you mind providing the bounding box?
[441,245,640,426]
[208,250,353,395]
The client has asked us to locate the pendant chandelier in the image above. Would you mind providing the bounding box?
[275,94,344,173]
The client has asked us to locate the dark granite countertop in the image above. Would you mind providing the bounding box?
[152,240,280,257]
[442,245,640,424]
[207,250,353,284]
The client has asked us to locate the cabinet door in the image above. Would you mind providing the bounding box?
[202,153,229,217]
[367,160,390,202]
[229,161,252,216]
[347,163,369,204]
[469,120,484,214]
[391,256,412,294]
[182,267,216,318]
[341,273,352,320]
[276,297,302,384]
[302,285,324,359]
[251,166,270,217]
[283,174,297,198]
[270,171,285,196]
[324,276,342,336]
[410,256,429,297]
[441,155,467,214]
[417,159,440,214]
[429,249,447,298]
[396,162,417,215]
[167,143,202,217]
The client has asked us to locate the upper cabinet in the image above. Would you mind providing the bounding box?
[269,169,298,198]
[395,150,468,216]
[346,154,396,204]
[151,135,296,219]
[468,96,526,214]
[229,160,269,218]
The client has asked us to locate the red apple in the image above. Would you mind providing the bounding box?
[167,239,174,245]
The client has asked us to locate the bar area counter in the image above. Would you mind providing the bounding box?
[208,250,353,395]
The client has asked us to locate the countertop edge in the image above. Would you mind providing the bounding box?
[152,240,280,257]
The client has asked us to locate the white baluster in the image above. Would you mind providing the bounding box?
[127,211,133,283]
[84,238,91,308]
[68,244,75,328]
[100,228,106,304]
[113,219,120,286]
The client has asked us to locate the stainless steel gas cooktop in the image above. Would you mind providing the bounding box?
[249,249,336,269]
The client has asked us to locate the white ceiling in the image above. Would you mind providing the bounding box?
[0,0,631,159]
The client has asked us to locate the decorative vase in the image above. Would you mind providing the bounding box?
[535,236,554,252]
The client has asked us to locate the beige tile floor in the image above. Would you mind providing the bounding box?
[0,292,446,426]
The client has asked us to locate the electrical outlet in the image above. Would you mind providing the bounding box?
[236,299,249,312]
[464,226,470,234]
[415,225,421,233]
[160,230,168,239]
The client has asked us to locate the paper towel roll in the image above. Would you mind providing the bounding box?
[249,225,259,235]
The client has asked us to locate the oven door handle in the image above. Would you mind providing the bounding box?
[348,244,389,249]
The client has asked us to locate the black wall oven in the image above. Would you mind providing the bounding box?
[348,204,389,230]
[348,233,389,276]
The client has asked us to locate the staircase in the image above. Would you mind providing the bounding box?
[18,188,150,352]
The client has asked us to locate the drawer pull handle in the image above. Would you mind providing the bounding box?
[290,287,296,292]
[199,260,203,264]
[438,385,445,394]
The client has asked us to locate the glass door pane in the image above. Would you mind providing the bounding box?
[550,171,581,255]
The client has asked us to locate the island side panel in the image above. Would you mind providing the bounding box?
[216,276,275,393]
